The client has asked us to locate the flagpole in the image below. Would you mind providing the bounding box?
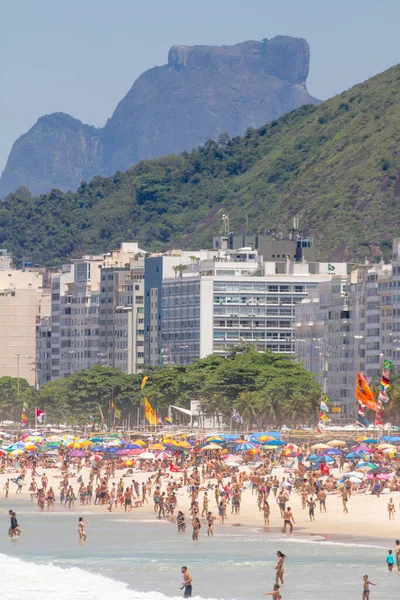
[35,407,37,430]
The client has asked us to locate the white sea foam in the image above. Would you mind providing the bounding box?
[0,553,220,600]
[273,537,388,550]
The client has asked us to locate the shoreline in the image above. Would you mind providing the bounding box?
[1,465,400,543]
[2,492,397,548]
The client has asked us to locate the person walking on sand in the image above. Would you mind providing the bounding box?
[362,575,376,599]
[275,551,286,585]
[341,488,349,514]
[386,549,395,572]
[387,498,395,520]
[180,566,192,598]
[306,496,316,521]
[282,507,295,534]
[264,584,281,600]
[3,479,9,498]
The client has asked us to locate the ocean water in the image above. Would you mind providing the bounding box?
[0,500,398,599]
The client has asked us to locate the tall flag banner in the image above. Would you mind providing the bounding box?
[114,408,121,420]
[357,402,370,428]
[35,408,45,423]
[318,392,330,429]
[232,409,244,424]
[21,402,28,426]
[355,372,377,411]
[109,390,115,411]
[144,398,160,426]
[320,400,329,413]
[328,264,335,271]
[141,376,149,390]
[378,359,392,404]
[165,416,173,424]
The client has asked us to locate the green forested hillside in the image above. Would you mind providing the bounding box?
[1,64,400,265]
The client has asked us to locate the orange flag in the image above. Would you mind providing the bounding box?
[355,372,377,411]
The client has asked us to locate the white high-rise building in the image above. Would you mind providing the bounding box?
[161,248,347,364]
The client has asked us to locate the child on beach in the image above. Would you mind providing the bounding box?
[263,584,281,599]
[362,575,376,599]
[386,549,395,572]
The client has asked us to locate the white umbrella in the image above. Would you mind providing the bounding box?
[137,452,155,460]
[349,476,363,484]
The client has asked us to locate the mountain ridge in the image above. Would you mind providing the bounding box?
[0,63,398,265]
[0,35,318,196]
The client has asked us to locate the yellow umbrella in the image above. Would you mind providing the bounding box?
[133,439,146,447]
[179,441,191,449]
[125,459,133,467]
[311,443,331,450]
[73,442,81,449]
[206,436,223,442]
[24,443,37,451]
[163,439,178,445]
[149,443,165,450]
[259,435,274,442]
[377,443,395,450]
[80,440,93,447]
[201,443,222,451]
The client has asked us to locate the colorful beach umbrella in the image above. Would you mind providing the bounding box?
[235,443,256,451]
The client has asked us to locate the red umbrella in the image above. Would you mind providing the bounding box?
[127,449,144,456]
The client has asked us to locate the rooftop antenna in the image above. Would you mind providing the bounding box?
[222,213,229,234]
[245,214,248,239]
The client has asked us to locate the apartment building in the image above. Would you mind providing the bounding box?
[161,247,347,365]
[0,264,50,386]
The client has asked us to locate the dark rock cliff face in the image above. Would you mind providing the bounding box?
[0,114,101,196]
[0,36,318,196]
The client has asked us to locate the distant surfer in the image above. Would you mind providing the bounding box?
[180,566,192,598]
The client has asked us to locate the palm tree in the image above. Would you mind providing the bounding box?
[234,391,260,430]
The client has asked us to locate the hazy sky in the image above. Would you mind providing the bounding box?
[1,0,399,172]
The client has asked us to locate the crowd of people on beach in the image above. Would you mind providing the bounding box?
[2,431,400,598]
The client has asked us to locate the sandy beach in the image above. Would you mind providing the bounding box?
[1,465,399,542]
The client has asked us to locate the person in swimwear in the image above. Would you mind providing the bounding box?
[263,584,281,599]
[180,566,192,598]
[362,575,376,599]
[275,551,286,585]
[282,507,295,534]
[78,517,88,541]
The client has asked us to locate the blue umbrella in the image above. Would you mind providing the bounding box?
[356,461,377,469]
[91,445,105,452]
[306,453,318,461]
[264,440,285,446]
[125,444,142,449]
[90,437,104,442]
[362,439,377,444]
[346,452,363,459]
[235,443,256,451]
[106,447,119,453]
[324,448,343,455]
